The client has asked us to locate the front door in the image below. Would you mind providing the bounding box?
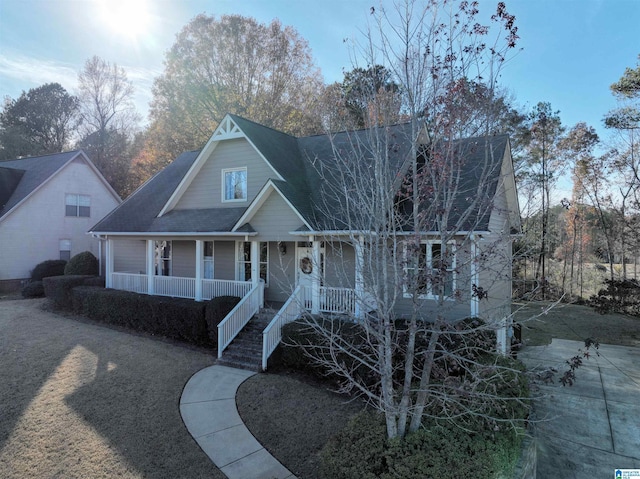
[296,243,324,309]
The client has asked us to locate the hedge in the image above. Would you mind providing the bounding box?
[43,275,94,308]
[21,280,44,298]
[205,296,241,344]
[64,251,99,276]
[70,287,211,347]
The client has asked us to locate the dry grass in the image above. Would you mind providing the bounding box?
[0,298,223,479]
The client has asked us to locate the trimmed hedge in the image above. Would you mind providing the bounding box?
[70,287,212,347]
[64,251,99,276]
[205,296,241,343]
[43,275,94,308]
[31,259,66,281]
[21,280,44,298]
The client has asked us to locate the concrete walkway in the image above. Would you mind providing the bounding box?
[519,339,640,477]
[180,365,297,479]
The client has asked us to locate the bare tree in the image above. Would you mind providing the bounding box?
[77,56,140,195]
[291,0,523,440]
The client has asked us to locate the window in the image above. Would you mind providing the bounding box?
[222,168,247,202]
[59,239,71,261]
[404,240,456,299]
[236,241,268,284]
[155,241,172,276]
[204,241,214,279]
[65,194,90,217]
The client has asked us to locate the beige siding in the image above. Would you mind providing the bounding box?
[324,242,356,288]
[113,239,146,273]
[478,232,512,322]
[488,180,510,234]
[0,157,120,280]
[249,192,306,241]
[174,138,277,210]
[172,241,196,277]
[214,241,236,280]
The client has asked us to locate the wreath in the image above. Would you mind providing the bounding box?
[300,257,313,274]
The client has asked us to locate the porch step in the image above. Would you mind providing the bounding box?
[216,309,277,372]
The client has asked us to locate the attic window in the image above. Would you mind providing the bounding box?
[65,194,90,217]
[222,168,247,202]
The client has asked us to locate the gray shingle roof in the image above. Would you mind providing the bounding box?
[0,151,82,219]
[91,115,509,235]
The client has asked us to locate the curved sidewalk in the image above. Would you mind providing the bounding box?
[180,365,297,479]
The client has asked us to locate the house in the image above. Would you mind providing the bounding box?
[90,114,520,367]
[0,150,121,292]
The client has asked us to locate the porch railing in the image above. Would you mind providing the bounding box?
[262,285,305,370]
[202,278,252,300]
[112,273,148,294]
[154,275,195,299]
[217,280,265,358]
[319,286,356,314]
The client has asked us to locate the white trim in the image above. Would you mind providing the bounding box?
[233,179,312,231]
[195,240,203,301]
[221,167,248,203]
[89,231,258,237]
[403,239,457,301]
[470,234,479,317]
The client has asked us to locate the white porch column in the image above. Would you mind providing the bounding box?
[195,240,203,301]
[105,238,114,288]
[311,238,321,314]
[146,239,155,295]
[250,240,259,287]
[470,235,479,318]
[354,235,365,320]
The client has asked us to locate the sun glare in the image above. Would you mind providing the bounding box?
[97,0,152,41]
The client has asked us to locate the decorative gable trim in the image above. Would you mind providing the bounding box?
[157,113,284,217]
[232,179,312,232]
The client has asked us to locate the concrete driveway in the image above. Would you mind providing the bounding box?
[519,339,640,478]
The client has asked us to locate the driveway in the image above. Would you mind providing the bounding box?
[0,298,223,479]
[519,339,640,478]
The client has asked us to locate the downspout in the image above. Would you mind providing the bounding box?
[470,234,479,318]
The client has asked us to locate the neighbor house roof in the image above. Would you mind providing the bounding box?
[90,114,512,236]
[0,151,115,221]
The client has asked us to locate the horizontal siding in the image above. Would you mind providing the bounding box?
[214,241,235,280]
[266,241,296,302]
[324,242,355,288]
[249,191,306,241]
[114,239,146,273]
[172,241,196,277]
[175,138,277,210]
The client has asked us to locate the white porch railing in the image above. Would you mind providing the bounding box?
[112,273,148,294]
[154,275,195,299]
[262,285,306,370]
[319,286,356,314]
[217,281,265,358]
[203,278,252,300]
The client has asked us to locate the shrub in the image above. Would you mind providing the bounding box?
[31,259,66,281]
[71,287,211,347]
[21,280,44,298]
[205,296,241,343]
[43,275,93,308]
[64,251,99,276]
[589,278,640,315]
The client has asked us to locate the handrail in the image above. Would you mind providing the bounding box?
[217,281,264,358]
[261,285,305,370]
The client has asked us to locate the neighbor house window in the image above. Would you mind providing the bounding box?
[236,241,268,284]
[65,194,90,217]
[403,240,456,299]
[59,239,71,261]
[204,241,214,279]
[222,168,247,201]
[155,241,172,276]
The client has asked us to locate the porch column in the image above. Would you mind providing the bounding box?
[354,235,365,320]
[195,240,203,301]
[250,240,259,287]
[311,239,321,314]
[470,235,479,318]
[146,239,155,295]
[105,238,114,288]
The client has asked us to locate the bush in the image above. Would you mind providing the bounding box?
[589,278,640,315]
[64,251,99,276]
[71,287,211,347]
[43,275,93,308]
[205,296,241,343]
[21,281,44,298]
[31,259,66,281]
[322,408,524,479]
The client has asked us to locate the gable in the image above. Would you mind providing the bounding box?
[173,138,278,210]
[239,188,308,241]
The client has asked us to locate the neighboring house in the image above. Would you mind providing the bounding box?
[0,150,121,291]
[90,114,520,366]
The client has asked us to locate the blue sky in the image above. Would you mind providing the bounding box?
[1,0,638,143]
